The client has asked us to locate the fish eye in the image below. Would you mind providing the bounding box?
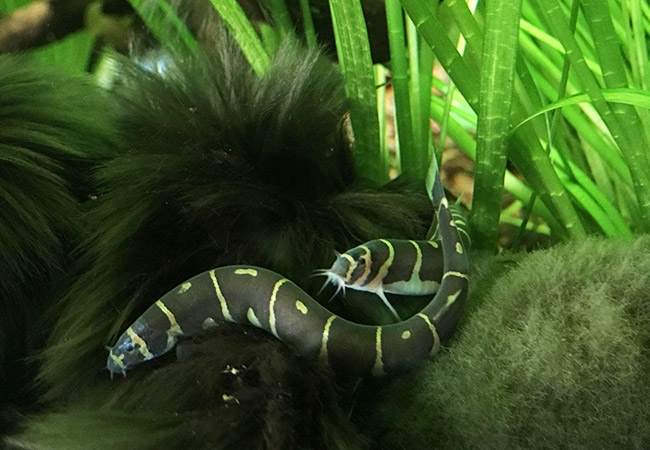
[123,343,135,353]
[358,257,367,266]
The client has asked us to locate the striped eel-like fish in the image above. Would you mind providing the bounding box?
[319,239,445,320]
[318,202,469,320]
[107,174,469,377]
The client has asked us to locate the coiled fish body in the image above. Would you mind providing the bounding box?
[107,174,469,377]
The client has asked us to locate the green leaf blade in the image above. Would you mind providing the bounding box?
[469,0,524,250]
[208,0,270,76]
[329,0,384,184]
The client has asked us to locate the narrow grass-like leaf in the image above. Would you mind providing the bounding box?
[430,80,476,126]
[520,16,602,75]
[442,0,483,69]
[500,209,551,235]
[329,0,384,183]
[259,23,280,54]
[469,0,523,250]
[490,1,584,240]
[126,0,198,55]
[375,65,391,172]
[514,0,578,243]
[407,19,435,175]
[502,171,559,231]
[534,0,650,231]
[399,0,479,107]
[268,0,293,36]
[509,56,585,239]
[553,155,632,238]
[409,0,583,240]
[624,0,650,145]
[299,0,318,48]
[512,88,650,131]
[559,178,622,237]
[430,98,560,229]
[436,79,456,156]
[627,0,650,89]
[385,0,416,176]
[207,0,270,76]
[543,0,577,146]
[523,55,631,187]
[582,0,650,190]
[430,96,476,159]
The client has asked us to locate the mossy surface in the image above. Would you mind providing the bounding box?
[8,327,368,450]
[0,55,119,429]
[361,236,650,449]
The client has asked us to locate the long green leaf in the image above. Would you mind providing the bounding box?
[299,0,318,48]
[329,0,384,183]
[553,155,632,238]
[385,0,416,177]
[429,97,560,230]
[375,65,389,169]
[520,38,632,187]
[581,0,650,215]
[126,0,198,55]
[207,0,270,76]
[508,9,585,240]
[399,0,479,107]
[405,0,584,240]
[469,0,524,250]
[512,88,650,131]
[442,0,483,70]
[408,19,435,175]
[534,0,650,232]
[624,0,650,146]
[268,0,293,36]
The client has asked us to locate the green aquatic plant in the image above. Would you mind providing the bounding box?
[5,0,650,248]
